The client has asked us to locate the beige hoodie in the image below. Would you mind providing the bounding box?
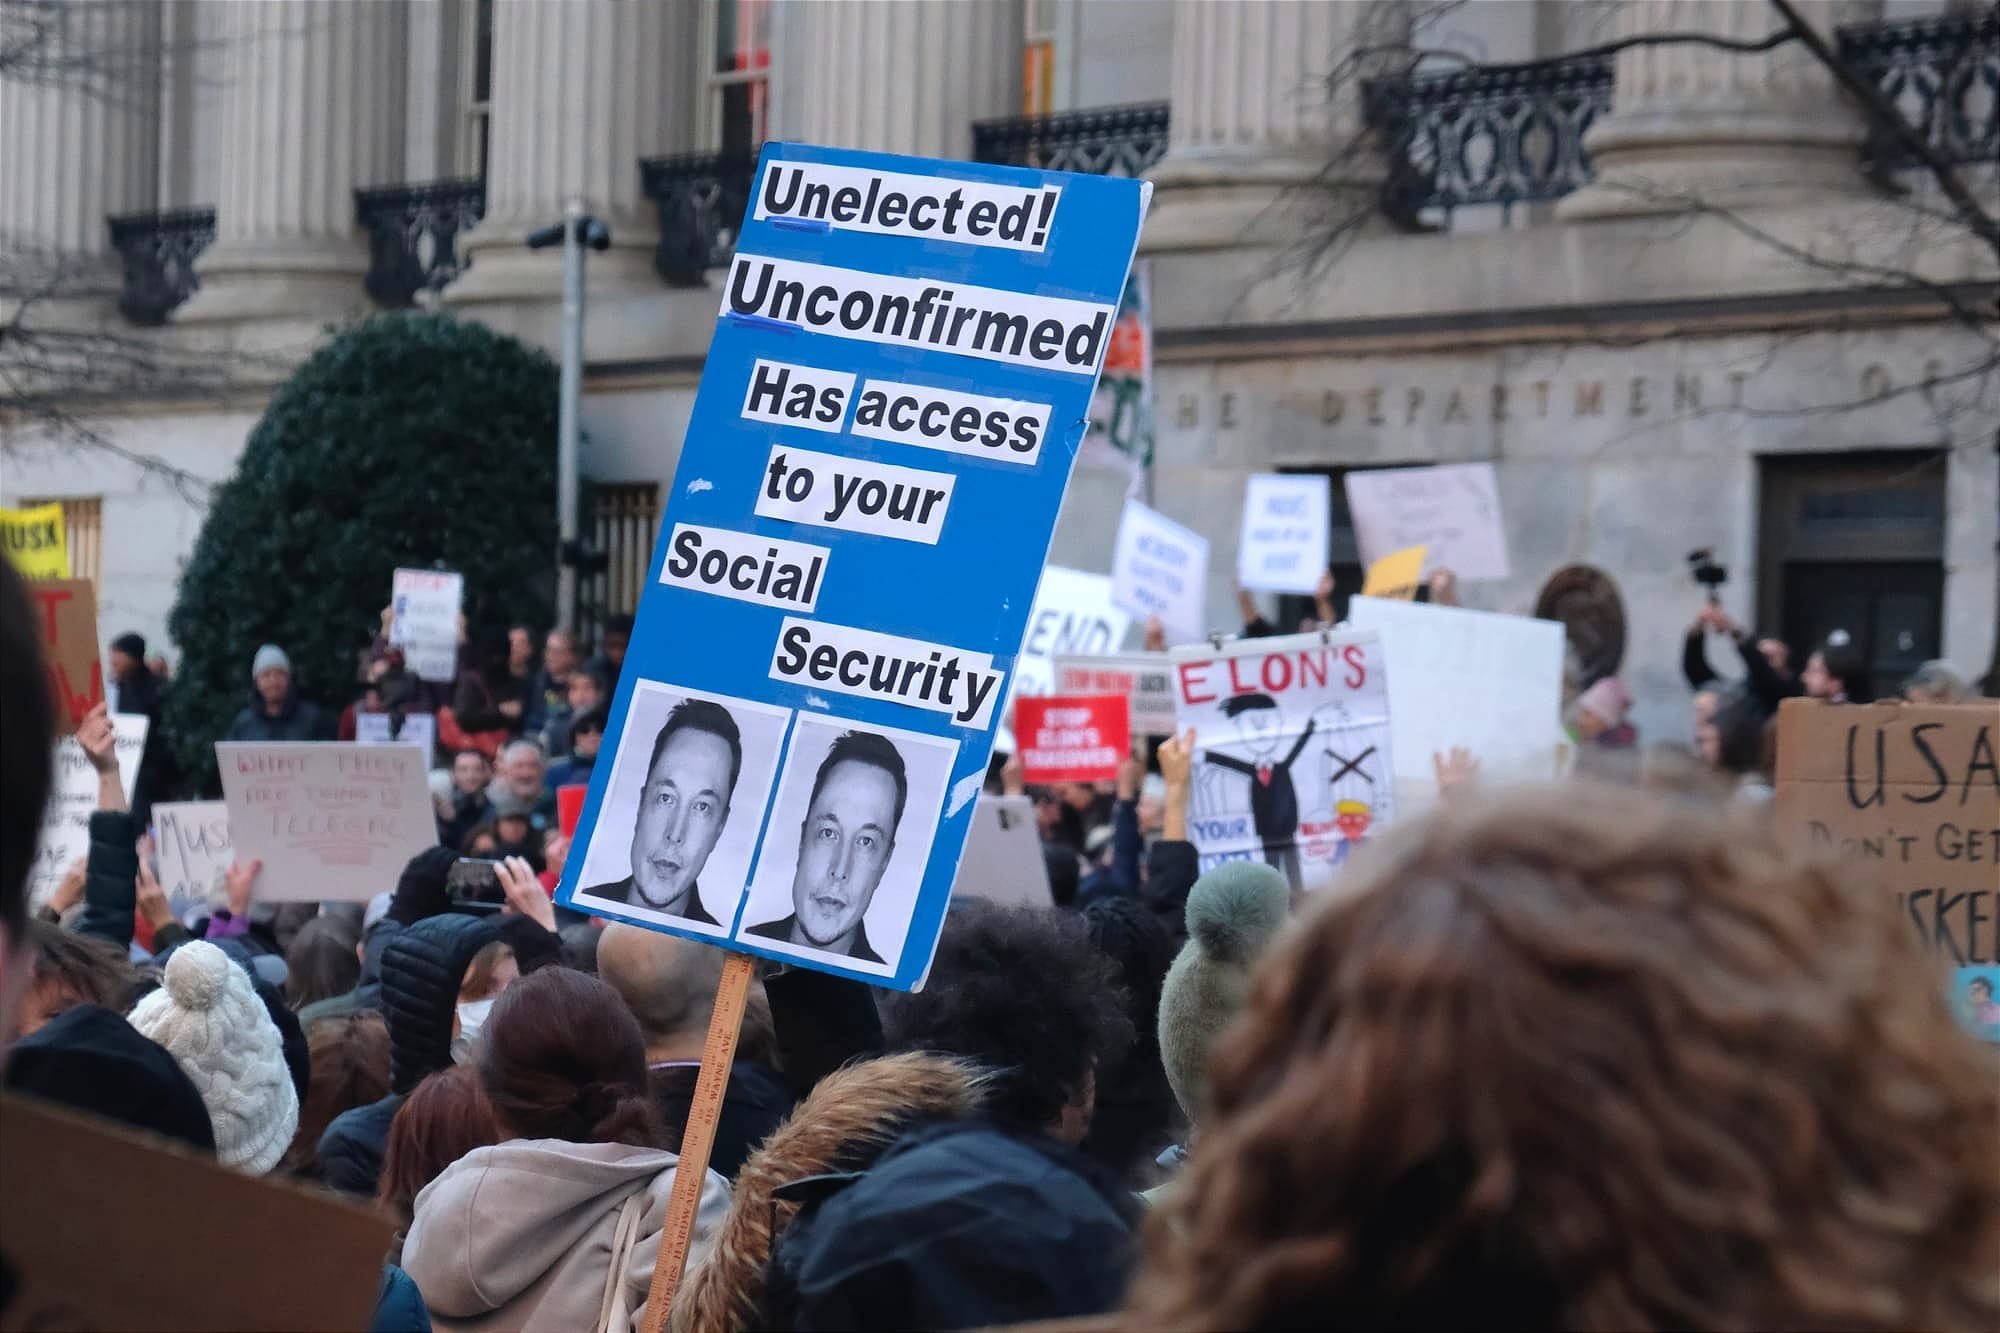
[401,1138,731,1333]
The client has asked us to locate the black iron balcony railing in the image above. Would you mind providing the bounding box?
[640,151,757,285]
[1838,10,1999,170]
[971,101,1170,177]
[1365,54,1614,225]
[354,178,487,307]
[105,207,216,325]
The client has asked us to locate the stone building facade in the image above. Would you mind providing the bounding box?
[2,0,1994,743]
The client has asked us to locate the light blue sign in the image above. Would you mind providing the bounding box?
[559,143,1148,989]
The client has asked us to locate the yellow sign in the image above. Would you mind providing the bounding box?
[1362,544,1426,600]
[1,502,71,578]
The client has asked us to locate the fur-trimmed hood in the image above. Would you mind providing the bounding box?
[669,1052,988,1333]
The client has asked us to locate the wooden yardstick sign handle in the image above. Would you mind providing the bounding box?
[638,950,756,1333]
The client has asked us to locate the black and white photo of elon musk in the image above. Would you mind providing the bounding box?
[572,682,789,935]
[739,716,957,973]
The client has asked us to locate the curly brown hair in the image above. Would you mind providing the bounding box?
[1129,784,2000,1331]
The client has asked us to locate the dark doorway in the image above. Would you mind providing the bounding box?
[1757,451,1946,702]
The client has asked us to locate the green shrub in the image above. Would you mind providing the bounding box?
[166,311,558,790]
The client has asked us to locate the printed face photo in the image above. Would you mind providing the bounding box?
[570,680,791,936]
[738,713,959,976]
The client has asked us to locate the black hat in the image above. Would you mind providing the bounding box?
[4,1005,216,1154]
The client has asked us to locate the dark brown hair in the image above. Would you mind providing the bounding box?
[1129,784,2000,1332]
[284,914,361,1010]
[285,1012,390,1176]
[22,921,143,1028]
[0,559,53,941]
[377,1063,500,1225]
[478,966,659,1148]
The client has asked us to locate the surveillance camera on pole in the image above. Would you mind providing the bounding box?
[527,202,611,635]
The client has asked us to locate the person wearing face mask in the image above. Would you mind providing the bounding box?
[314,912,501,1196]
[449,940,518,1064]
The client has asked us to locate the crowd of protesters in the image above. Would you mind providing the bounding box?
[4,551,1996,1333]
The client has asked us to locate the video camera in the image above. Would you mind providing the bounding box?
[1687,548,1727,603]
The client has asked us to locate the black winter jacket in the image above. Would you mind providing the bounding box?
[763,1119,1138,1330]
[226,687,335,743]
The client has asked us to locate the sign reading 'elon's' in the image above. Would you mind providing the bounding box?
[561,145,1149,990]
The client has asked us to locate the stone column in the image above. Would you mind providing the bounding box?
[0,0,161,296]
[175,0,406,325]
[444,0,694,305]
[1145,0,1409,251]
[1559,0,1882,219]
[766,0,1020,160]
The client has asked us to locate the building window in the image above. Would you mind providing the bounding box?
[461,0,494,177]
[21,496,102,584]
[580,481,661,646]
[1756,450,1946,702]
[1023,0,1059,115]
[707,0,771,157]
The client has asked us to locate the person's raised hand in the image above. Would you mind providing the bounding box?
[48,857,88,916]
[1115,754,1144,802]
[135,844,175,935]
[1427,567,1459,607]
[497,855,555,932]
[76,703,118,775]
[1433,746,1480,795]
[1157,727,1195,842]
[224,857,263,916]
[380,604,396,638]
[1143,616,1167,652]
[542,833,571,878]
[1000,752,1025,797]
[456,611,469,644]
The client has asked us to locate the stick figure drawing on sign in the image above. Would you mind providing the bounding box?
[1201,693,1315,892]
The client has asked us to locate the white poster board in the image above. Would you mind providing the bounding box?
[1014,566,1133,698]
[355,711,436,757]
[151,801,231,921]
[389,568,463,683]
[29,718,147,909]
[1054,651,1178,735]
[950,795,1053,909]
[1343,462,1510,581]
[1111,499,1208,640]
[215,742,438,901]
[1237,473,1330,594]
[1346,596,1567,812]
[1170,631,1393,895]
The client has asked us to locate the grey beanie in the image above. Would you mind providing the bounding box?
[1156,860,1291,1125]
[251,644,291,678]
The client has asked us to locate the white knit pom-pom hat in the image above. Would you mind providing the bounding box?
[129,941,300,1174]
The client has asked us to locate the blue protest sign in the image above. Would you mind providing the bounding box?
[559,143,1149,989]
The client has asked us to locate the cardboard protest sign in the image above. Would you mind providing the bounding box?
[1015,565,1132,698]
[1361,544,1427,600]
[151,800,231,921]
[950,794,1053,910]
[1170,629,1393,895]
[356,709,436,757]
[216,742,438,901]
[559,143,1148,990]
[1081,259,1153,494]
[1344,461,1510,580]
[29,716,146,908]
[1,500,71,577]
[1016,694,1130,784]
[1237,473,1330,594]
[1055,650,1176,735]
[0,1093,396,1332]
[390,568,463,683]
[1112,498,1208,641]
[25,576,103,733]
[1347,596,1568,811]
[1774,700,1997,990]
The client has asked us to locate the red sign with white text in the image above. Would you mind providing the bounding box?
[1016,694,1129,785]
